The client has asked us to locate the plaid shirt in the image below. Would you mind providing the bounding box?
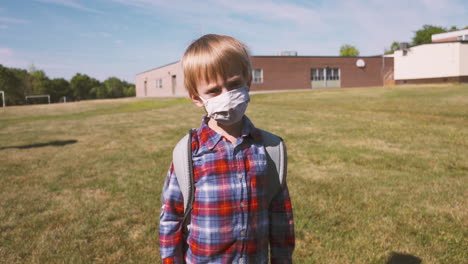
[159,116,295,264]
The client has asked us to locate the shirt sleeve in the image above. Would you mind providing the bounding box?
[159,162,185,264]
[269,183,295,264]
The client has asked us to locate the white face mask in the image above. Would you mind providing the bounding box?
[200,86,250,126]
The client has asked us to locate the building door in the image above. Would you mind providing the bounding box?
[311,68,340,88]
[144,80,147,96]
[171,75,176,95]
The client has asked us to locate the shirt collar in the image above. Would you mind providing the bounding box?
[241,116,263,142]
[196,115,263,151]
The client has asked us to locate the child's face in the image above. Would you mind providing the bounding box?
[190,71,249,107]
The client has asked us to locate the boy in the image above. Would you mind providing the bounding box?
[159,34,295,264]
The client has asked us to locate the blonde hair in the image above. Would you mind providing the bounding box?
[182,34,252,97]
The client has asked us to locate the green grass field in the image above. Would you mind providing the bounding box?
[1,84,467,263]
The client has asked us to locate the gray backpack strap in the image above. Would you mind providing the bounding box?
[172,129,195,227]
[260,129,287,206]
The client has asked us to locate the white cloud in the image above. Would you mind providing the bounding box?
[33,0,103,14]
[79,32,112,38]
[106,0,332,56]
[4,0,466,82]
[0,24,7,29]
[0,47,15,57]
[110,0,325,28]
[419,0,466,13]
[216,0,323,26]
[0,16,29,24]
[104,0,468,57]
[101,32,112,38]
[0,47,30,69]
[312,0,468,54]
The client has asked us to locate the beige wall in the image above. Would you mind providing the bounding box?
[460,43,468,76]
[394,42,465,80]
[135,61,187,97]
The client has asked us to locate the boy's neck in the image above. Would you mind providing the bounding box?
[207,117,244,144]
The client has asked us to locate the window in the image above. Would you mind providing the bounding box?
[252,69,263,83]
[155,79,162,88]
[311,68,340,81]
[326,68,340,81]
[311,68,324,81]
[311,68,340,88]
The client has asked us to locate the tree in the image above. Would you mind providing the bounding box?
[70,73,100,100]
[12,68,33,97]
[123,83,135,97]
[413,25,447,45]
[0,64,134,105]
[89,84,107,99]
[104,77,125,98]
[0,64,26,105]
[385,41,401,54]
[29,69,50,95]
[49,78,71,102]
[340,44,359,57]
[101,77,135,98]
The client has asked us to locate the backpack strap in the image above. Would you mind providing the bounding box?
[172,129,195,232]
[259,129,287,206]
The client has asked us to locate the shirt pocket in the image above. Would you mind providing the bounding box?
[248,153,268,178]
[247,153,268,208]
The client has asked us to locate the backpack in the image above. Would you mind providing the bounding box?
[171,128,287,232]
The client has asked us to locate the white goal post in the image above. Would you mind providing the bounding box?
[25,94,51,104]
[0,91,5,107]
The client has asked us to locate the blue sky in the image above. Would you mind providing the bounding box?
[1,0,467,83]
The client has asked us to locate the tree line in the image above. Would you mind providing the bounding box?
[385,25,468,54]
[338,24,468,57]
[0,64,135,106]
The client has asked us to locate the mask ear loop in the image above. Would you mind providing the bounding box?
[198,95,210,117]
[198,95,207,104]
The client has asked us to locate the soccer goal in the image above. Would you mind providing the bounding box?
[25,94,51,104]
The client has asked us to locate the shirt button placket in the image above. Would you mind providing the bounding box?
[236,146,248,259]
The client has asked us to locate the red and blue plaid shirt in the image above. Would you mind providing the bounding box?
[159,116,295,264]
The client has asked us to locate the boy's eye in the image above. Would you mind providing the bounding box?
[207,88,221,94]
[230,82,240,88]
[227,82,242,90]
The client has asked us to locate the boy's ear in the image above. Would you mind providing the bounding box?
[190,93,204,107]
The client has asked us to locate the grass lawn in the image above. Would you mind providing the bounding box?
[1,84,467,263]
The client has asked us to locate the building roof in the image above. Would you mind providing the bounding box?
[432,29,468,41]
[413,40,468,47]
[136,61,179,75]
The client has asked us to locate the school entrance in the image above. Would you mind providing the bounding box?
[311,67,341,88]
